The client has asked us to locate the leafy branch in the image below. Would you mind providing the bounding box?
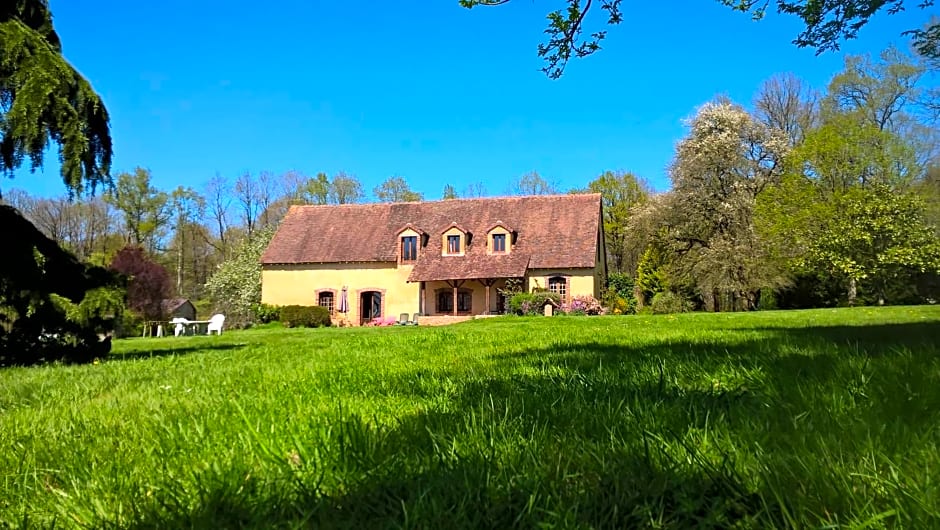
[459,0,623,79]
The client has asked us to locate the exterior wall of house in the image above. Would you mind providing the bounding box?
[261,262,420,325]
[526,267,602,300]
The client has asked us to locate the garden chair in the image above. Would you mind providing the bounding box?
[207,314,225,335]
[171,317,189,337]
[398,313,409,325]
[411,313,419,326]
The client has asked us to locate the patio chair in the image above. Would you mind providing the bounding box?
[207,314,225,335]
[411,313,420,326]
[398,313,409,325]
[171,317,189,337]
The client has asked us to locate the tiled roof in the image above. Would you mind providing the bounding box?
[408,252,530,282]
[261,194,602,278]
[161,298,191,313]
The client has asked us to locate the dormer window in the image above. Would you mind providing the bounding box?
[486,222,513,255]
[401,236,418,262]
[492,233,506,253]
[447,235,461,255]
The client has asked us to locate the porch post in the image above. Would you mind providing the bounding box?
[485,284,490,315]
[452,284,458,316]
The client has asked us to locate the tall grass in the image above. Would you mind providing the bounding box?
[1,306,938,528]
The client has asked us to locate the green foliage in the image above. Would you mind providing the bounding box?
[791,113,917,193]
[442,184,458,200]
[329,172,364,204]
[603,272,637,314]
[509,291,560,316]
[460,1,936,80]
[806,186,940,302]
[459,0,623,78]
[4,307,940,526]
[374,176,423,203]
[635,246,668,304]
[724,1,937,58]
[204,226,276,328]
[0,205,120,365]
[279,305,331,328]
[0,1,112,193]
[496,278,524,314]
[253,303,280,324]
[650,291,692,314]
[757,288,778,310]
[588,171,650,274]
[105,168,172,253]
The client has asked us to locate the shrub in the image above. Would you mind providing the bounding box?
[509,291,561,316]
[650,291,692,314]
[563,295,605,315]
[757,288,778,311]
[205,227,276,328]
[253,303,281,324]
[109,246,171,321]
[602,273,637,315]
[279,305,331,328]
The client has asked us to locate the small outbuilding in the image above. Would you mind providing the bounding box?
[161,298,197,321]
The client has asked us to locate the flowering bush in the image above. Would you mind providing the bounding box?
[509,291,561,315]
[562,295,605,316]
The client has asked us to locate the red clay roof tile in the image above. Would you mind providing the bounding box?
[261,194,602,279]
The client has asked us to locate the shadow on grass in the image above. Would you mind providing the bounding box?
[125,320,940,528]
[111,342,246,361]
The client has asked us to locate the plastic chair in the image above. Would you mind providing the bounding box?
[207,314,225,335]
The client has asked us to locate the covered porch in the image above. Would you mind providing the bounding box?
[420,278,513,317]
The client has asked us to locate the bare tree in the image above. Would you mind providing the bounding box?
[509,171,558,195]
[753,73,818,146]
[205,173,232,258]
[463,181,488,198]
[234,172,260,239]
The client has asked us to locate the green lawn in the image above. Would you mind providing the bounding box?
[1,307,939,528]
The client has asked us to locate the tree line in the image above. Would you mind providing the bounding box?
[4,46,938,326]
[598,46,940,312]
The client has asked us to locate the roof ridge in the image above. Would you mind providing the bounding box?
[288,193,601,210]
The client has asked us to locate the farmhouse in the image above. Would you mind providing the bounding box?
[260,194,607,325]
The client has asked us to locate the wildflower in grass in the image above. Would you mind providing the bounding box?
[287,451,301,467]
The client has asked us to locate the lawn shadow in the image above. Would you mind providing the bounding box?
[124,319,940,528]
[111,342,247,361]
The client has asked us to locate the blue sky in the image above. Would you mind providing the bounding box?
[9,0,930,199]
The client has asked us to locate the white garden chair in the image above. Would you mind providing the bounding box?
[171,317,189,337]
[206,314,225,335]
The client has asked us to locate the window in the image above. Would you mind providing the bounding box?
[492,233,506,253]
[318,291,335,314]
[458,291,472,312]
[548,276,567,303]
[401,236,418,262]
[436,290,473,313]
[437,291,453,313]
[447,235,461,254]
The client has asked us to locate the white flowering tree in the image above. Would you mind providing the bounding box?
[204,227,276,328]
[666,100,791,311]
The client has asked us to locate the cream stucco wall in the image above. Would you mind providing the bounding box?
[526,268,601,300]
[261,262,420,325]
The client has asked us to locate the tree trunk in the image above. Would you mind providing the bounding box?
[847,277,857,306]
[176,227,184,296]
